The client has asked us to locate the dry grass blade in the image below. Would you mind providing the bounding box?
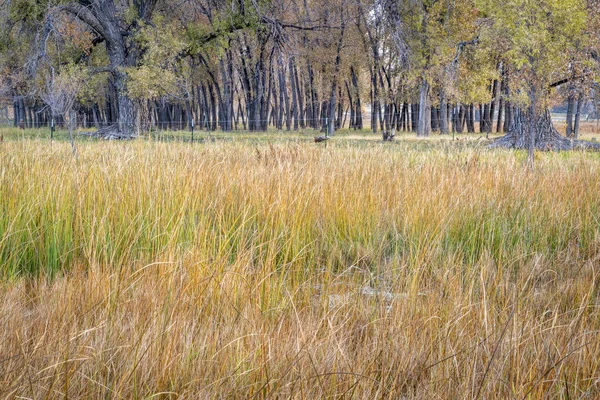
[0,137,599,398]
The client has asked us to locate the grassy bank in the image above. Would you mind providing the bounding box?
[1,137,599,398]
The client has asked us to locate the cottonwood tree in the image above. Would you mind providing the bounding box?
[2,0,600,144]
[43,1,164,137]
[4,0,261,137]
[483,0,600,164]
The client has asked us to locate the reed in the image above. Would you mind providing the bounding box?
[0,137,599,398]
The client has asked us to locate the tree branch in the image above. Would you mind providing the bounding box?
[56,3,107,39]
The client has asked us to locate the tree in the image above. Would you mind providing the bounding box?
[40,64,87,153]
[1,0,263,136]
[1,0,599,143]
[482,0,600,164]
[49,1,162,137]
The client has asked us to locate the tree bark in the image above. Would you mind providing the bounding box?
[350,66,362,130]
[467,104,475,133]
[489,78,499,134]
[289,58,299,130]
[490,106,600,152]
[439,90,449,134]
[566,91,575,138]
[574,92,584,139]
[417,79,431,136]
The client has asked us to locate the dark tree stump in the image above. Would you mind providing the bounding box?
[383,129,396,142]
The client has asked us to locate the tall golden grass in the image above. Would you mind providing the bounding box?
[1,138,599,398]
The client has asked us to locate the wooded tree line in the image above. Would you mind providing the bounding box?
[0,0,599,147]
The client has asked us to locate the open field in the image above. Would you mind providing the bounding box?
[1,128,600,398]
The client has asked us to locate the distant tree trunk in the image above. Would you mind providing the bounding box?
[345,81,354,129]
[371,67,379,133]
[350,66,362,130]
[452,105,458,133]
[289,58,299,130]
[497,75,506,133]
[27,106,33,128]
[479,104,485,133]
[457,105,465,133]
[274,72,281,130]
[220,52,234,132]
[19,97,27,128]
[491,86,598,152]
[264,62,273,131]
[336,87,344,129]
[92,104,101,129]
[293,62,304,129]
[574,92,584,139]
[417,79,431,136]
[466,104,475,133]
[410,103,418,132]
[307,64,318,129]
[328,13,345,137]
[260,46,272,131]
[431,107,439,132]
[12,98,18,127]
[483,102,491,135]
[439,90,449,134]
[208,84,217,131]
[277,52,291,131]
[489,78,500,134]
[566,91,575,137]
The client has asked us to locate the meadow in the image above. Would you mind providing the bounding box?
[1,127,600,398]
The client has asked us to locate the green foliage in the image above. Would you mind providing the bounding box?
[477,0,589,107]
[186,11,259,57]
[126,16,189,100]
[126,65,179,100]
[9,0,47,22]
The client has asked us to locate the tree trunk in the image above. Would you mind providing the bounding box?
[439,90,449,134]
[289,58,299,131]
[479,104,485,133]
[351,66,362,130]
[497,76,506,133]
[574,92,584,139]
[371,67,379,133]
[329,12,346,137]
[566,92,575,138]
[467,104,475,133]
[410,103,418,132]
[417,79,431,136]
[490,107,600,151]
[431,107,439,132]
[336,87,344,129]
[308,64,318,129]
[345,81,354,129]
[457,105,466,134]
[293,61,304,129]
[489,79,499,134]
[483,103,491,135]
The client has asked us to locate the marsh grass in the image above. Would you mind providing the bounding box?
[0,137,599,398]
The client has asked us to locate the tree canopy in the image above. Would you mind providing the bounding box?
[0,0,598,144]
